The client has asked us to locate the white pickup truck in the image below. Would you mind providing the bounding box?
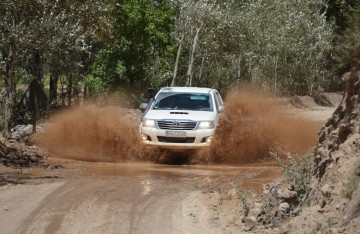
[139,87,224,149]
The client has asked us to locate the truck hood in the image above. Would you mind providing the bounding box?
[144,110,216,122]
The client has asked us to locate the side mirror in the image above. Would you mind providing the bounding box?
[218,106,224,113]
[139,103,148,111]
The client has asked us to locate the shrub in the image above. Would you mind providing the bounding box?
[341,174,360,199]
[270,148,316,200]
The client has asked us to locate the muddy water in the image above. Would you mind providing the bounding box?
[37,89,324,165]
[33,89,327,195]
[1,158,282,234]
[197,89,323,163]
[1,157,280,195]
[49,160,280,192]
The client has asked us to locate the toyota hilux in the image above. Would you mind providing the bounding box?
[139,87,224,149]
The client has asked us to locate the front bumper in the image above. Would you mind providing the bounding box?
[140,126,214,149]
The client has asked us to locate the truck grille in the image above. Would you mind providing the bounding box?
[157,137,195,143]
[157,120,197,130]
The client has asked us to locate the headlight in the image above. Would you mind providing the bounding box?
[142,119,156,128]
[198,121,215,129]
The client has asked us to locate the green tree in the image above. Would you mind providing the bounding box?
[42,0,111,106]
[330,0,360,71]
[324,0,359,32]
[0,0,110,137]
[0,0,34,138]
[172,0,334,95]
[91,0,176,93]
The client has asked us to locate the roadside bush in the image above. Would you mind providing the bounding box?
[270,148,316,200]
[341,174,360,199]
[12,92,32,126]
[12,90,49,127]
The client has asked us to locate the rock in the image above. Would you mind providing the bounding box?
[279,202,290,213]
[262,184,270,195]
[46,164,64,170]
[321,184,331,198]
[248,203,263,218]
[254,202,263,210]
[23,125,33,135]
[277,188,298,203]
[291,207,301,216]
[243,216,256,231]
[343,185,360,224]
[249,207,262,218]
[227,188,237,199]
[10,124,44,140]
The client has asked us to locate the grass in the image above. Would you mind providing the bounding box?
[230,181,251,216]
[239,191,251,216]
[341,173,360,199]
[312,217,335,233]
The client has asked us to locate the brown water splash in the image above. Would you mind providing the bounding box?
[38,90,322,164]
[197,89,322,164]
[37,105,158,162]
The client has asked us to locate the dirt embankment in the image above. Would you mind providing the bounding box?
[304,63,360,233]
[0,138,45,168]
[0,137,48,186]
[291,63,360,233]
[243,63,360,233]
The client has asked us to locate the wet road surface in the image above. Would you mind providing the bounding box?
[0,160,281,234]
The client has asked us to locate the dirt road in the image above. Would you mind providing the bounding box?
[0,162,280,234]
[0,93,340,233]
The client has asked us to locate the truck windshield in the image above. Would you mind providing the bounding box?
[152,93,213,111]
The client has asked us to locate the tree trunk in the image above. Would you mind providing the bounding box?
[34,50,44,83]
[61,84,65,107]
[3,38,16,139]
[186,25,202,87]
[237,55,242,83]
[198,56,205,83]
[83,84,89,100]
[73,84,80,106]
[171,32,184,87]
[274,56,278,96]
[49,71,58,107]
[31,87,37,133]
[67,73,73,107]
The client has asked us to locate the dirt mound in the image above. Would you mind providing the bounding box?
[279,63,360,233]
[289,93,342,109]
[219,80,355,232]
[312,63,360,232]
[314,93,342,107]
[197,89,322,164]
[0,137,45,168]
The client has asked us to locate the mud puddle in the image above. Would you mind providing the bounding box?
[0,165,60,186]
[44,159,280,191]
[1,157,280,192]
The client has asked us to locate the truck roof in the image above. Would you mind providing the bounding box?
[159,87,215,94]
